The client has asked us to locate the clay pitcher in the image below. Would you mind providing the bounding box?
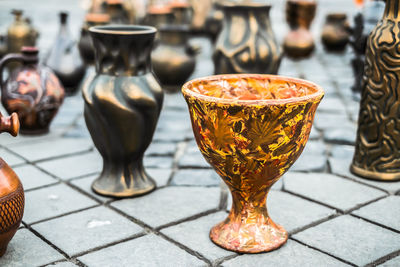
[45,12,86,94]
[152,25,196,90]
[351,0,400,181]
[84,25,163,197]
[213,3,281,74]
[0,112,24,256]
[0,47,65,134]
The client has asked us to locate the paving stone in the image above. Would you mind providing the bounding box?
[317,97,347,114]
[329,145,400,194]
[291,141,327,172]
[9,138,93,162]
[0,148,26,166]
[70,175,112,203]
[352,196,400,232]
[46,262,78,267]
[223,239,348,267]
[0,229,64,267]
[24,183,98,224]
[293,215,400,266]
[145,142,177,156]
[37,151,102,180]
[284,172,387,212]
[314,113,353,131]
[78,234,205,266]
[323,126,356,145]
[172,169,220,186]
[146,168,172,187]
[309,126,321,140]
[162,211,235,261]
[111,186,220,228]
[14,164,57,191]
[33,206,143,256]
[144,156,174,169]
[178,141,212,168]
[379,255,400,267]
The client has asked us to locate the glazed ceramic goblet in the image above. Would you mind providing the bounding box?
[182,74,324,253]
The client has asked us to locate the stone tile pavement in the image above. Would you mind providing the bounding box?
[0,0,400,266]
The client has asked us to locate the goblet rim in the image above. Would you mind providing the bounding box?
[182,74,324,106]
[89,25,157,35]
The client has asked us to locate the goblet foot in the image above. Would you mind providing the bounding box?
[210,214,288,253]
[92,162,156,198]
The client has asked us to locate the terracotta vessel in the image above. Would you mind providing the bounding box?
[152,25,196,90]
[84,25,163,197]
[183,74,323,253]
[45,12,86,94]
[321,13,350,51]
[0,112,24,257]
[213,3,281,75]
[352,0,400,181]
[7,10,38,54]
[78,13,111,66]
[0,47,65,134]
[283,0,317,59]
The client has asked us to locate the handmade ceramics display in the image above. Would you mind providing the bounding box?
[7,10,38,54]
[213,3,281,75]
[190,0,213,31]
[105,0,131,24]
[283,0,317,59]
[321,13,350,51]
[0,112,24,257]
[152,25,196,89]
[169,0,192,25]
[45,12,86,94]
[0,47,65,134]
[352,0,400,181]
[84,25,163,197]
[144,5,174,28]
[183,74,324,253]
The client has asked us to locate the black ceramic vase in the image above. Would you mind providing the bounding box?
[45,12,86,94]
[84,25,163,198]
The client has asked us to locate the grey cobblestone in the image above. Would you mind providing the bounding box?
[171,169,220,186]
[70,175,112,203]
[379,255,400,267]
[14,164,57,191]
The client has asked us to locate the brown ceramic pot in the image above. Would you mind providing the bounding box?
[0,112,24,257]
[321,13,350,51]
[0,47,65,134]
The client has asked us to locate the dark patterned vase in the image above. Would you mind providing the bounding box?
[0,47,65,134]
[351,0,400,181]
[0,112,24,256]
[213,3,281,74]
[84,25,163,197]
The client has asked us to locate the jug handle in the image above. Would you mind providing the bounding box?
[0,53,24,89]
[0,112,19,137]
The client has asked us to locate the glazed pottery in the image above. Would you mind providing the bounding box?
[78,13,111,66]
[45,12,86,94]
[7,10,38,54]
[213,3,281,75]
[84,25,163,197]
[183,74,324,253]
[0,112,24,257]
[283,0,317,59]
[321,13,350,51]
[0,47,65,134]
[352,0,400,181]
[152,25,196,90]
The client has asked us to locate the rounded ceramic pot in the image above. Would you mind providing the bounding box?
[182,74,324,253]
[0,47,65,135]
[84,25,163,197]
[321,13,350,51]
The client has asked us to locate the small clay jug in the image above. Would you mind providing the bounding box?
[84,25,163,197]
[78,13,111,66]
[321,13,350,51]
[213,3,281,74]
[45,12,86,94]
[7,10,38,54]
[283,0,317,59]
[0,112,24,257]
[152,25,196,90]
[0,47,65,134]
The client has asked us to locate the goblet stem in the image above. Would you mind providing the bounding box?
[210,188,288,253]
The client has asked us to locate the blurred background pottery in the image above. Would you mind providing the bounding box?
[45,12,86,94]
[105,0,131,24]
[283,0,317,59]
[183,74,324,253]
[0,35,7,59]
[152,25,196,91]
[6,10,38,54]
[84,25,163,197]
[0,47,65,135]
[213,3,281,74]
[321,13,350,51]
[0,112,24,257]
[169,0,192,25]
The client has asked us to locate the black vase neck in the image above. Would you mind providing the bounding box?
[89,25,156,76]
[384,0,400,19]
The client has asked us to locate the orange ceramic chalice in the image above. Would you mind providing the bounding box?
[182,74,324,253]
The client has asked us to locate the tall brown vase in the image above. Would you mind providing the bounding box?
[213,3,281,75]
[351,0,400,181]
[84,25,163,197]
